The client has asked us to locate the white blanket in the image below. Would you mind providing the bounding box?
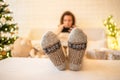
[0,58,120,80]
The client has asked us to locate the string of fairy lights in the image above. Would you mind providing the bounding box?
[104,15,120,50]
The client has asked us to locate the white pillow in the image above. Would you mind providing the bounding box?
[86,48,108,60]
[81,27,106,41]
[87,39,107,50]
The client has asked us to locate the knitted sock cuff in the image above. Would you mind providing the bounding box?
[68,42,87,50]
[43,41,61,54]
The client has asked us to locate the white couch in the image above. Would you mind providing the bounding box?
[0,58,120,80]
[0,27,120,80]
[28,27,107,50]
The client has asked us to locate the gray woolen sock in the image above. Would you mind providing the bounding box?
[68,28,87,71]
[41,31,66,70]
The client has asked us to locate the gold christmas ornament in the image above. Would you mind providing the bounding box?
[1,51,7,55]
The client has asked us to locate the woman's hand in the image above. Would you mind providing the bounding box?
[58,24,65,31]
[54,24,64,35]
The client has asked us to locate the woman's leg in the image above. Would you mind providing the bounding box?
[41,31,66,70]
[68,28,87,71]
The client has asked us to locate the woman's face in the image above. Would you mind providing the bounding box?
[63,15,73,28]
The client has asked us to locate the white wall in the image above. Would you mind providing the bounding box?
[6,0,120,37]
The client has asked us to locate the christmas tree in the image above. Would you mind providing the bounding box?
[0,0,18,59]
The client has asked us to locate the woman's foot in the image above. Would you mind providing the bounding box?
[68,28,87,71]
[41,31,66,70]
